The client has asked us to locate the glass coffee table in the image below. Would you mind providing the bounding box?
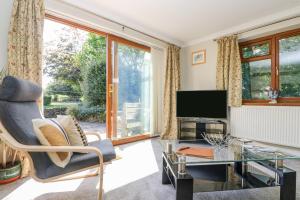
[161,139,299,200]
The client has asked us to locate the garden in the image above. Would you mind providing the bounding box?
[43,22,106,123]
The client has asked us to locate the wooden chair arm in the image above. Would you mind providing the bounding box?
[0,128,103,161]
[0,123,105,200]
[84,131,101,141]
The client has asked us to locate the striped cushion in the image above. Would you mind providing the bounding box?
[56,115,88,146]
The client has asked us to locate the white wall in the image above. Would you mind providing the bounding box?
[181,40,217,90]
[181,18,300,147]
[181,17,300,90]
[0,0,13,71]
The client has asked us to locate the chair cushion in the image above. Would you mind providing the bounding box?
[39,139,116,179]
[0,76,42,102]
[0,101,53,176]
[56,115,88,146]
[32,119,73,168]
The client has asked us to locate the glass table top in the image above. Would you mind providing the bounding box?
[160,139,300,165]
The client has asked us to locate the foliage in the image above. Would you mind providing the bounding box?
[45,81,81,98]
[0,141,19,168]
[242,43,269,59]
[241,35,300,99]
[43,95,52,106]
[44,29,107,121]
[81,62,106,106]
[67,105,106,123]
[44,107,68,118]
[117,45,148,109]
[43,24,150,122]
[74,33,106,107]
[43,26,85,96]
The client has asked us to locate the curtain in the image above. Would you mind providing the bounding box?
[4,0,45,178]
[161,45,181,139]
[216,35,242,107]
[7,0,45,85]
[151,47,165,135]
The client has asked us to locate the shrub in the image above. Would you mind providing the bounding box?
[52,94,58,102]
[44,107,68,118]
[67,105,106,122]
[43,95,52,106]
[57,95,71,102]
[81,62,106,107]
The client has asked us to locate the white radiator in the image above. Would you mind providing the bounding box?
[231,106,300,148]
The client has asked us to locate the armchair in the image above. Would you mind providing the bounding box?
[0,76,116,200]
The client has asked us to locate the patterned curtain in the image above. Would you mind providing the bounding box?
[161,45,181,139]
[4,0,45,178]
[216,35,242,107]
[7,0,45,85]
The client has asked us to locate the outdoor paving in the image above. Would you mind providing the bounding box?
[79,121,107,139]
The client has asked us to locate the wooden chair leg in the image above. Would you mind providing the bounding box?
[51,170,99,182]
[98,164,104,200]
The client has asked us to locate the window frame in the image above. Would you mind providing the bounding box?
[45,13,153,145]
[239,28,300,106]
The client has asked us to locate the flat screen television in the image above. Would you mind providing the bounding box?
[176,90,227,119]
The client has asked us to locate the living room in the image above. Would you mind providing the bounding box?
[0,0,300,200]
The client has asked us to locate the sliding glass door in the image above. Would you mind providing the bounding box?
[107,37,152,142]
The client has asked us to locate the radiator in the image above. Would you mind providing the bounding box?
[231,106,300,148]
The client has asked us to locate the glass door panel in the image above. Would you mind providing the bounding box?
[110,41,152,140]
[278,34,300,97]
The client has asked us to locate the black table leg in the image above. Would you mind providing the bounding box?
[176,177,193,200]
[162,168,171,184]
[280,170,296,200]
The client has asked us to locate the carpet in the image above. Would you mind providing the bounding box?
[0,138,299,200]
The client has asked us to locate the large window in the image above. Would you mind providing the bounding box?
[240,28,300,105]
[43,18,107,130]
[43,14,154,144]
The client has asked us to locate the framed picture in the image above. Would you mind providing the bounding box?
[192,50,206,65]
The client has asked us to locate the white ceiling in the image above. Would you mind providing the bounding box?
[61,0,300,46]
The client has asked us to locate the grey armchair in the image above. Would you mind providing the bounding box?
[0,76,116,200]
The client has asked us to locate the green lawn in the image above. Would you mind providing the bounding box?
[44,102,80,109]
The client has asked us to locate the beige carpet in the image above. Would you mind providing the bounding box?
[0,138,299,200]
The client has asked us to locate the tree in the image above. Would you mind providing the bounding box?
[117,45,148,109]
[46,81,81,97]
[82,62,106,106]
[44,26,87,95]
[74,33,106,107]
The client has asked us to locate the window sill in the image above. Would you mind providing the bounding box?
[242,102,300,106]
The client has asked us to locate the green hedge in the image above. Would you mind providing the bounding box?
[44,107,68,118]
[43,96,52,106]
[67,105,106,123]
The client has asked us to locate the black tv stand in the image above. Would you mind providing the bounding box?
[178,118,227,143]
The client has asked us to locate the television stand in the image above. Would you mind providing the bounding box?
[177,118,227,143]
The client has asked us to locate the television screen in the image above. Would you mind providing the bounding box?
[176,90,227,119]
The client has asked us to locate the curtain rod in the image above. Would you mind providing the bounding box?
[53,0,172,46]
[213,15,300,41]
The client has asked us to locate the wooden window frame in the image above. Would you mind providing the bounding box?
[45,14,153,144]
[239,28,300,106]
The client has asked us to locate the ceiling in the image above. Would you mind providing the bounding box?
[61,0,300,46]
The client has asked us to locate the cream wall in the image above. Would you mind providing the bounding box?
[180,18,300,147]
[0,0,13,71]
[181,40,217,90]
[181,17,300,90]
